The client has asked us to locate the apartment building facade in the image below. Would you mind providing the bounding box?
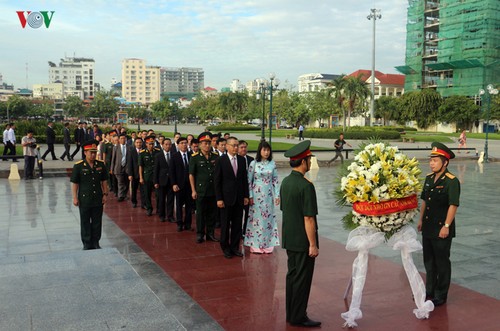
[48,57,95,99]
[121,58,161,105]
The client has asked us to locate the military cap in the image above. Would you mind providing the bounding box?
[284,140,314,160]
[145,135,156,143]
[430,142,455,160]
[82,140,99,152]
[198,132,212,142]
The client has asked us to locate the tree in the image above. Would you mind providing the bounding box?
[6,95,32,118]
[488,93,500,121]
[304,89,334,126]
[404,90,441,129]
[219,91,248,122]
[343,74,370,128]
[438,95,480,130]
[30,101,54,119]
[375,96,400,125]
[88,91,120,119]
[126,104,149,124]
[279,92,310,127]
[150,99,172,123]
[327,74,347,128]
[63,95,85,118]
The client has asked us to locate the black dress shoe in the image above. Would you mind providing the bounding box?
[52,158,59,160]
[432,298,447,306]
[207,235,220,242]
[146,209,153,216]
[223,251,233,259]
[168,218,176,223]
[132,203,137,208]
[159,217,166,222]
[184,226,193,231]
[60,157,65,161]
[232,251,244,257]
[118,197,125,202]
[291,318,321,327]
[141,205,146,210]
[41,158,46,161]
[196,236,204,243]
[177,225,183,232]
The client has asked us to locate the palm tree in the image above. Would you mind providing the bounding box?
[327,75,346,128]
[343,74,370,128]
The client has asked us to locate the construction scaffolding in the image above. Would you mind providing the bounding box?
[397,0,500,97]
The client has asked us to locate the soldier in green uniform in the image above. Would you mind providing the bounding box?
[139,135,160,216]
[418,142,460,307]
[70,140,109,250]
[189,132,220,243]
[280,140,321,328]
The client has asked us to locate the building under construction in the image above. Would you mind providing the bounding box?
[396,0,500,97]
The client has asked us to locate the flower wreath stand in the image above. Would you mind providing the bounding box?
[336,143,434,327]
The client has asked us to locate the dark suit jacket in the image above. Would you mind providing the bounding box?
[126,146,141,178]
[169,151,191,191]
[73,128,82,144]
[242,155,254,170]
[214,154,249,207]
[63,128,71,144]
[46,126,56,144]
[154,151,172,187]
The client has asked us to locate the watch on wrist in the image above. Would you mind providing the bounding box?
[444,223,450,228]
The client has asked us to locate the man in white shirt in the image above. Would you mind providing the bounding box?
[7,123,18,162]
[2,123,10,161]
[21,129,37,179]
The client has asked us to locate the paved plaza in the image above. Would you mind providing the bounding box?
[1,130,500,330]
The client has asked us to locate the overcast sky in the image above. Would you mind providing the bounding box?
[0,0,408,91]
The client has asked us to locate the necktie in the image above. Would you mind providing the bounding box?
[183,153,188,168]
[121,145,126,166]
[232,156,237,176]
[166,152,170,163]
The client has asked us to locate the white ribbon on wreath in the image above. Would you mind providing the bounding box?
[341,225,434,328]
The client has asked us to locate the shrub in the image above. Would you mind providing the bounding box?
[207,123,259,132]
[304,127,401,140]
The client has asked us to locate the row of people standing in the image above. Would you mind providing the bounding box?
[2,123,17,161]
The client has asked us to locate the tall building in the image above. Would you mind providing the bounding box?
[159,67,204,99]
[32,83,64,99]
[298,73,341,93]
[397,0,500,97]
[121,58,160,104]
[48,56,95,99]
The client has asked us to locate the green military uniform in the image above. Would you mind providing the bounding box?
[420,142,460,305]
[189,132,219,242]
[280,141,320,326]
[70,141,108,250]
[139,144,160,215]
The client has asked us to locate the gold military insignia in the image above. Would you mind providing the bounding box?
[445,173,456,179]
[191,152,199,156]
[75,160,84,164]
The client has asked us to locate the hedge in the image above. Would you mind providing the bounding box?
[206,123,259,132]
[304,127,401,140]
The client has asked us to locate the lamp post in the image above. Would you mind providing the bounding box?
[479,84,498,162]
[255,79,267,142]
[367,8,381,127]
[268,73,280,146]
[174,100,179,135]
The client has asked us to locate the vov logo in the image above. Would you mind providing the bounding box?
[17,11,55,29]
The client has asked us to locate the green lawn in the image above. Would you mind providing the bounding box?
[405,131,500,142]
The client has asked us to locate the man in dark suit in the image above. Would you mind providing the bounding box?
[214,136,249,259]
[238,140,254,237]
[70,122,83,160]
[127,137,143,208]
[170,137,193,232]
[154,138,175,222]
[41,122,58,161]
[110,134,129,201]
[60,122,72,161]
